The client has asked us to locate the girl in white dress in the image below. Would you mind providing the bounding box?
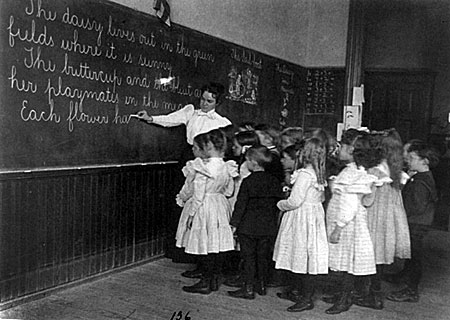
[273,137,328,312]
[325,129,378,315]
[355,129,411,310]
[176,129,238,294]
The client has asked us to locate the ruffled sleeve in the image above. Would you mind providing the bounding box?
[190,157,212,178]
[333,163,377,194]
[181,160,196,177]
[222,160,238,198]
[226,160,239,178]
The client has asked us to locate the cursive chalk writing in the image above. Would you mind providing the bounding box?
[45,77,119,106]
[67,100,109,132]
[60,30,102,57]
[8,15,55,48]
[62,6,104,46]
[21,99,60,123]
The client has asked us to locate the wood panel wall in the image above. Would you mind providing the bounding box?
[0,163,179,306]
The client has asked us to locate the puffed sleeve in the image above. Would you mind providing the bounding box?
[152,104,195,127]
[223,160,239,197]
[181,160,196,177]
[277,169,310,211]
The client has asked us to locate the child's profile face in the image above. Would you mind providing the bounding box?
[281,152,295,172]
[199,91,217,112]
[232,139,243,157]
[245,156,256,172]
[338,143,354,162]
[192,142,205,159]
[407,151,426,171]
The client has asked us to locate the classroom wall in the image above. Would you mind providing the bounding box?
[364,0,450,135]
[110,0,349,67]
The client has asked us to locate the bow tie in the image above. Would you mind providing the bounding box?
[196,111,215,119]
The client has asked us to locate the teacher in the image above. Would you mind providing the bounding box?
[135,82,232,148]
[135,82,232,264]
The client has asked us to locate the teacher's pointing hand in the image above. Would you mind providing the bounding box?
[136,110,153,123]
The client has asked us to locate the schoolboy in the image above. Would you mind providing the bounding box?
[228,146,284,299]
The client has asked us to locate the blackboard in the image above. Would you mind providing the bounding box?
[0,0,306,170]
[302,68,345,133]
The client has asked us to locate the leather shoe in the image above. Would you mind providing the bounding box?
[386,287,419,303]
[182,278,211,295]
[223,275,244,287]
[277,291,301,303]
[325,292,352,314]
[287,299,314,312]
[228,284,255,300]
[354,292,384,310]
[181,268,203,279]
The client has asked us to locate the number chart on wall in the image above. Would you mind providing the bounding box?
[0,0,305,170]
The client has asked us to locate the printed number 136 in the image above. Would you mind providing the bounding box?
[170,311,191,320]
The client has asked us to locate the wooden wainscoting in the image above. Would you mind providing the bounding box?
[0,163,180,306]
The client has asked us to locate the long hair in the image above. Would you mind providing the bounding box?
[299,137,327,185]
[381,129,404,189]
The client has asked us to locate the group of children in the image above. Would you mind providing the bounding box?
[172,123,439,315]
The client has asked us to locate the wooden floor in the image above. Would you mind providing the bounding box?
[2,230,450,320]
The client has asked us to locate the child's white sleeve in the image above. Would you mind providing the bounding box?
[189,175,208,216]
[335,193,358,227]
[277,171,308,211]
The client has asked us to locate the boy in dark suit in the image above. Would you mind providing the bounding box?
[228,146,284,299]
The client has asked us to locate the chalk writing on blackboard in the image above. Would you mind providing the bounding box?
[0,0,306,169]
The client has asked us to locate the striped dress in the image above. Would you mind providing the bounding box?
[365,162,411,265]
[326,162,378,276]
[273,168,329,274]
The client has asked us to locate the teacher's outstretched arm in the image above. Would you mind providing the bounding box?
[135,110,153,123]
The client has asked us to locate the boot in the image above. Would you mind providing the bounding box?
[254,280,267,296]
[325,291,353,314]
[228,283,255,300]
[354,289,384,310]
[321,292,339,304]
[181,267,203,279]
[277,289,302,303]
[287,297,314,312]
[210,274,219,292]
[223,274,244,287]
[182,277,211,295]
[386,287,419,303]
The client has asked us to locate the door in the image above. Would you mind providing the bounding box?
[363,71,435,142]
